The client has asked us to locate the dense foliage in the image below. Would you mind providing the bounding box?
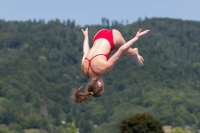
[0,18,200,133]
[119,113,164,133]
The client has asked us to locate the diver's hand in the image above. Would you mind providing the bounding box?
[81,28,88,37]
[136,28,150,38]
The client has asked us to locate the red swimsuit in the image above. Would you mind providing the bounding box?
[85,29,115,77]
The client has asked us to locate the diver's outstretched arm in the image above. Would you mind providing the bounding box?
[120,29,150,52]
[106,29,150,68]
[81,28,90,64]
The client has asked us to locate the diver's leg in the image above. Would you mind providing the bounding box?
[112,29,144,66]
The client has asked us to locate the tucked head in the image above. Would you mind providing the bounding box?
[88,77,104,97]
[73,77,104,103]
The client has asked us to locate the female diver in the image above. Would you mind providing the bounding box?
[73,28,150,103]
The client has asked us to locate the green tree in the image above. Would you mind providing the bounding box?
[119,113,164,133]
[67,122,79,133]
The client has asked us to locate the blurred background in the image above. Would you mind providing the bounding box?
[0,1,200,133]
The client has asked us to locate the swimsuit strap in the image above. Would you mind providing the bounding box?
[85,54,106,77]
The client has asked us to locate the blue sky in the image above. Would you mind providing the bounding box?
[0,0,199,26]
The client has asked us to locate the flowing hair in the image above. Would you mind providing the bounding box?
[72,79,104,103]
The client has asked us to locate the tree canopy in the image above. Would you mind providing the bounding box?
[119,113,164,133]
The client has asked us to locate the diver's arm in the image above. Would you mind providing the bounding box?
[81,28,90,64]
[120,29,150,53]
[106,29,150,68]
[106,37,138,68]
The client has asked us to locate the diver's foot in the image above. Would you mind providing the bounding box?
[129,48,144,67]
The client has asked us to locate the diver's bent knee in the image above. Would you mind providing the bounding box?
[112,30,125,45]
[112,29,121,35]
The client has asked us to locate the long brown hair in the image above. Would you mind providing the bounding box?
[73,79,104,103]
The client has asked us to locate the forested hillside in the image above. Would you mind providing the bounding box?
[0,18,200,133]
